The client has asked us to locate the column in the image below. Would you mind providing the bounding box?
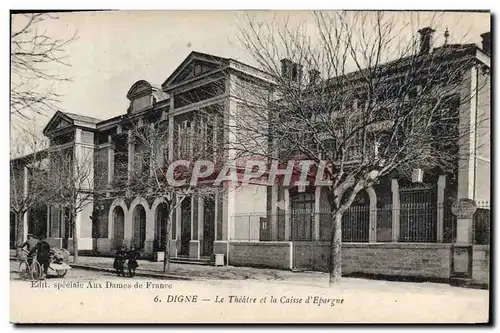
[391,179,400,242]
[189,196,200,258]
[74,193,94,251]
[436,175,446,243]
[198,196,204,242]
[175,196,182,240]
[168,115,174,162]
[214,193,218,242]
[47,206,51,238]
[107,135,115,186]
[23,166,29,240]
[368,187,377,243]
[144,206,155,255]
[60,209,65,242]
[23,212,29,241]
[271,186,278,240]
[127,130,135,184]
[74,129,82,180]
[457,65,477,200]
[314,187,321,240]
[149,123,155,178]
[284,188,291,241]
[123,210,132,248]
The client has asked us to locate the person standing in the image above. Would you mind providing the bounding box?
[18,234,40,266]
[113,245,127,277]
[29,235,51,280]
[126,245,140,277]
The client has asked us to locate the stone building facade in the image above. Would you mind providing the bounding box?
[11,28,490,285]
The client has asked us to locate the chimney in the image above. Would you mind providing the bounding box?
[280,58,293,78]
[418,27,436,54]
[295,63,303,84]
[480,32,491,54]
[308,69,321,86]
[280,58,302,84]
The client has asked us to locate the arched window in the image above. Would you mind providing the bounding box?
[113,206,125,250]
[133,205,146,250]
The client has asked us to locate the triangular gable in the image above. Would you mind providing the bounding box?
[42,111,74,135]
[173,60,221,84]
[161,51,228,90]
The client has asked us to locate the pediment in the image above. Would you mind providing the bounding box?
[173,60,220,84]
[55,118,71,129]
[42,111,74,135]
[162,51,227,90]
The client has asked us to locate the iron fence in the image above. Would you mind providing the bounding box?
[473,202,491,245]
[231,201,490,244]
[399,203,437,242]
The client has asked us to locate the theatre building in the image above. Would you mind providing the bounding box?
[37,51,273,260]
[12,28,490,286]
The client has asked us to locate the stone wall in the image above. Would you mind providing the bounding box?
[472,245,490,286]
[229,241,291,270]
[294,242,453,280]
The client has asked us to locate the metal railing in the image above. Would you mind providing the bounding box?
[231,201,490,245]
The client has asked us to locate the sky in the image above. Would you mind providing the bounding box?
[10,10,491,137]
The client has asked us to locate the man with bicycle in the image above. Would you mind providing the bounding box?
[28,235,51,280]
[18,233,39,266]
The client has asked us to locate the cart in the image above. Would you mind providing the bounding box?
[48,260,72,277]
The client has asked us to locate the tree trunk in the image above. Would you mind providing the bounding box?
[72,214,79,264]
[15,212,25,258]
[329,212,343,285]
[163,210,173,273]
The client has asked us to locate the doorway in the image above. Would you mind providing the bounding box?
[202,197,215,257]
[113,206,125,250]
[179,197,191,256]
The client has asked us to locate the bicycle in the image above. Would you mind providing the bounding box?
[18,249,42,280]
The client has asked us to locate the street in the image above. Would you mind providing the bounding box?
[9,259,151,282]
[9,260,489,324]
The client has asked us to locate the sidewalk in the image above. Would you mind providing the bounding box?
[10,250,485,291]
[9,250,310,282]
[67,256,301,282]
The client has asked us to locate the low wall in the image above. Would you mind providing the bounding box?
[189,240,200,259]
[96,238,112,255]
[229,241,291,270]
[169,240,178,257]
[45,238,74,253]
[293,242,453,280]
[214,241,229,256]
[472,245,490,286]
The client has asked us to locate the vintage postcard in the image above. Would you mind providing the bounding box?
[9,9,490,324]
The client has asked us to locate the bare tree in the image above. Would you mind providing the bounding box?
[45,146,106,263]
[11,13,77,122]
[10,127,48,257]
[117,109,225,272]
[230,11,490,284]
